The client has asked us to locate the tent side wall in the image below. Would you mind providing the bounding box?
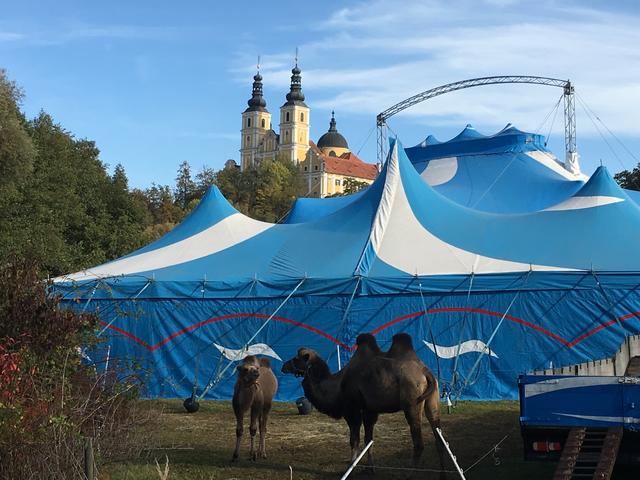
[61,276,640,401]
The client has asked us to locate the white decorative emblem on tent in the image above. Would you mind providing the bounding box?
[213,342,282,362]
[423,339,499,359]
[421,157,458,186]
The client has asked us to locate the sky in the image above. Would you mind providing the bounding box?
[2,0,639,189]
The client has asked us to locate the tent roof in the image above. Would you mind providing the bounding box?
[54,137,640,300]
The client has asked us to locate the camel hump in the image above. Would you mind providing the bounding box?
[258,357,271,368]
[392,333,414,350]
[355,333,382,354]
[387,333,420,361]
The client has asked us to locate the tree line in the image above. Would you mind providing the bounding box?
[0,70,309,276]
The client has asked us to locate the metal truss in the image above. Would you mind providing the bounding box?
[376,76,577,173]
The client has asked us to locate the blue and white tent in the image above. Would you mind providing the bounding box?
[285,124,640,221]
[54,139,640,400]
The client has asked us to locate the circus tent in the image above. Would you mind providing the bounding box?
[54,139,640,401]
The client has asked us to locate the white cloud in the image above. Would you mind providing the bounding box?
[234,0,640,137]
[2,23,181,46]
[0,31,25,42]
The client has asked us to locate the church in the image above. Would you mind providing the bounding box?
[239,64,378,197]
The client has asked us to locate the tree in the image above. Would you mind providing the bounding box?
[327,177,370,197]
[174,160,196,209]
[615,164,640,191]
[194,165,217,199]
[0,70,36,264]
[252,155,304,222]
[0,69,35,191]
[343,177,370,195]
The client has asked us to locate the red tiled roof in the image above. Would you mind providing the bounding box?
[323,152,378,180]
[307,140,378,180]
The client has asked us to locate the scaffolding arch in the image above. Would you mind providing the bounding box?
[376,76,578,174]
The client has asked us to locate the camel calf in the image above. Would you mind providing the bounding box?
[231,355,278,461]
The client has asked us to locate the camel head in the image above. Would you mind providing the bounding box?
[281,347,317,377]
[236,356,261,385]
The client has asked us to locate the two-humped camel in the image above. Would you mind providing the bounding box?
[231,355,278,461]
[282,333,445,475]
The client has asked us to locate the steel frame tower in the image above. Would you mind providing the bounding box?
[376,76,578,173]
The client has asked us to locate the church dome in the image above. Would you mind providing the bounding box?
[317,112,349,149]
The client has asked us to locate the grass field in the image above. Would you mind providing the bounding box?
[101,400,556,479]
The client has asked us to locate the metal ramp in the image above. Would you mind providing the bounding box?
[553,427,623,480]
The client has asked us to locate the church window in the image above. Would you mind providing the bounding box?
[261,118,266,128]
[335,179,341,186]
[246,136,250,145]
[314,165,318,171]
[329,150,336,157]
[301,112,305,122]
[304,166,308,171]
[247,118,251,128]
[286,111,290,122]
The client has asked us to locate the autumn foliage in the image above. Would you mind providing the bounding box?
[0,259,148,479]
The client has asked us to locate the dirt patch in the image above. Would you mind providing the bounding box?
[102,400,555,479]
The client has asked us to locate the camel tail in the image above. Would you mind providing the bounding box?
[416,367,437,404]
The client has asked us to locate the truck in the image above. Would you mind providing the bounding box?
[519,335,640,479]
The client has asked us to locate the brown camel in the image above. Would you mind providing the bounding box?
[231,355,278,461]
[282,333,445,475]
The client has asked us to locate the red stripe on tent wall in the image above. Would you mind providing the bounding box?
[98,308,640,352]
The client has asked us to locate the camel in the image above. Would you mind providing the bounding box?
[231,355,278,461]
[282,333,445,475]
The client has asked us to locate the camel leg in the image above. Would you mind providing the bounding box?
[404,405,424,468]
[232,410,243,462]
[362,410,378,473]
[249,404,259,461]
[345,410,363,462]
[259,402,271,459]
[424,391,446,479]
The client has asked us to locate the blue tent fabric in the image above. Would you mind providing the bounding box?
[53,137,640,401]
[285,189,367,224]
[284,125,640,221]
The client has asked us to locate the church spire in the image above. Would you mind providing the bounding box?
[329,110,337,132]
[245,60,267,112]
[283,53,306,107]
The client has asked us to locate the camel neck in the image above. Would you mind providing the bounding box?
[306,357,331,381]
[301,357,343,419]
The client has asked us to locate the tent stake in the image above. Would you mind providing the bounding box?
[340,441,373,480]
[436,428,466,479]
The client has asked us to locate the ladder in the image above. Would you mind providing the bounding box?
[553,427,623,479]
[624,355,640,377]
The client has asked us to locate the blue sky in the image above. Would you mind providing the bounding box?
[2,0,639,188]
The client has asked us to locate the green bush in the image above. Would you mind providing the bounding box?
[0,259,149,479]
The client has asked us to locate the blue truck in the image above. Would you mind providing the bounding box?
[518,336,640,477]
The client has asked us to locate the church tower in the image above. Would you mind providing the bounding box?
[279,63,310,165]
[240,70,271,170]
